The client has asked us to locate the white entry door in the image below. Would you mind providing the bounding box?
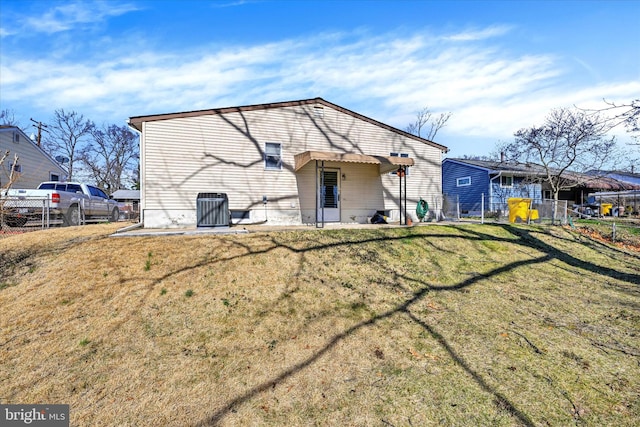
[317,169,340,222]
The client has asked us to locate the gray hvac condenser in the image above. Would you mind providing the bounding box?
[196,193,229,227]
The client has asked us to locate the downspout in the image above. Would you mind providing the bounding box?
[489,170,502,212]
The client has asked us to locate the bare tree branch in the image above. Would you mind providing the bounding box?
[45,109,94,181]
[0,109,20,128]
[502,107,618,205]
[1,151,20,222]
[580,99,640,143]
[405,107,452,141]
[81,124,139,191]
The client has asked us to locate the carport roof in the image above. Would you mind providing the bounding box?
[294,150,414,174]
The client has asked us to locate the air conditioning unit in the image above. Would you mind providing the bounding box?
[196,193,229,227]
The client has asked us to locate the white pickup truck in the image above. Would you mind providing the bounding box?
[1,181,119,227]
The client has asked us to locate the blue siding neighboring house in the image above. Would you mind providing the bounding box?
[588,170,640,186]
[442,158,543,213]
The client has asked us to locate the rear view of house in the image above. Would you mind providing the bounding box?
[128,98,448,228]
[0,126,67,189]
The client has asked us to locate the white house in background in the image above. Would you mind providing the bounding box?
[111,189,140,220]
[0,126,67,189]
[128,98,448,228]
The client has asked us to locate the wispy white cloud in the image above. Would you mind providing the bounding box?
[442,25,514,42]
[1,1,139,36]
[1,24,636,155]
[210,0,257,8]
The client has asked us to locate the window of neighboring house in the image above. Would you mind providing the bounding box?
[500,175,513,187]
[543,190,552,200]
[10,163,22,174]
[389,152,410,176]
[456,176,471,187]
[265,143,282,170]
[50,173,60,181]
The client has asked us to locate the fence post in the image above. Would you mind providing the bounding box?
[612,222,616,242]
[481,193,484,224]
[41,198,46,229]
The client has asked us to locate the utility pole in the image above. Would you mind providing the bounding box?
[30,118,48,147]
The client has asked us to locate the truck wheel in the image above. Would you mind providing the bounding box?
[65,205,81,226]
[110,208,119,223]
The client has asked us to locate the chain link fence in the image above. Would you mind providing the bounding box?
[440,194,569,225]
[0,196,63,235]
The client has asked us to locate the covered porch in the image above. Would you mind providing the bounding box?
[294,150,415,227]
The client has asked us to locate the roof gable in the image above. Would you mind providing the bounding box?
[128,97,448,152]
[0,126,68,175]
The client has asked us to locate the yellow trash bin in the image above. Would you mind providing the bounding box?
[601,203,613,216]
[508,198,533,223]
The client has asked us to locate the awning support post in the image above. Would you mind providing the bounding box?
[398,167,402,225]
[398,166,407,225]
[404,166,407,225]
[316,160,325,228]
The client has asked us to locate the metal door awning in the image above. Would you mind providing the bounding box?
[294,150,414,174]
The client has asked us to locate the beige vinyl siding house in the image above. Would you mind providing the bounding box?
[128,98,448,228]
[0,126,67,189]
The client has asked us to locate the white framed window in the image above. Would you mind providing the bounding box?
[50,173,60,181]
[501,175,513,187]
[456,176,471,187]
[264,142,282,170]
[389,152,410,176]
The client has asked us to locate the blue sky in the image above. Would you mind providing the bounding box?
[1,0,638,157]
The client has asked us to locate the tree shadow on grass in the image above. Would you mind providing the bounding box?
[192,230,564,426]
[46,223,634,426]
[492,224,640,285]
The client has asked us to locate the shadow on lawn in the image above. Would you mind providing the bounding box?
[194,251,547,426]
[190,224,639,426]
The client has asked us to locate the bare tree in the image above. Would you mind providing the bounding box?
[600,99,639,147]
[405,107,452,141]
[502,107,618,221]
[81,124,139,192]
[1,151,20,226]
[45,109,94,181]
[1,150,15,187]
[0,109,20,127]
[587,99,640,137]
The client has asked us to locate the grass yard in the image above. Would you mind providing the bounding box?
[0,222,638,426]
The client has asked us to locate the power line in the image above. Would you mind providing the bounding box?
[30,118,49,147]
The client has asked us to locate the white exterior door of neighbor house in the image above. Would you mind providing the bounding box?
[317,169,340,222]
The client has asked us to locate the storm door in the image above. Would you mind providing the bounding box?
[317,169,340,222]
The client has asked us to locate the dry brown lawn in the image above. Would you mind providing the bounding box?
[1,222,639,426]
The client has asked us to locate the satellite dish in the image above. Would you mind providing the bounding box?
[55,155,69,164]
